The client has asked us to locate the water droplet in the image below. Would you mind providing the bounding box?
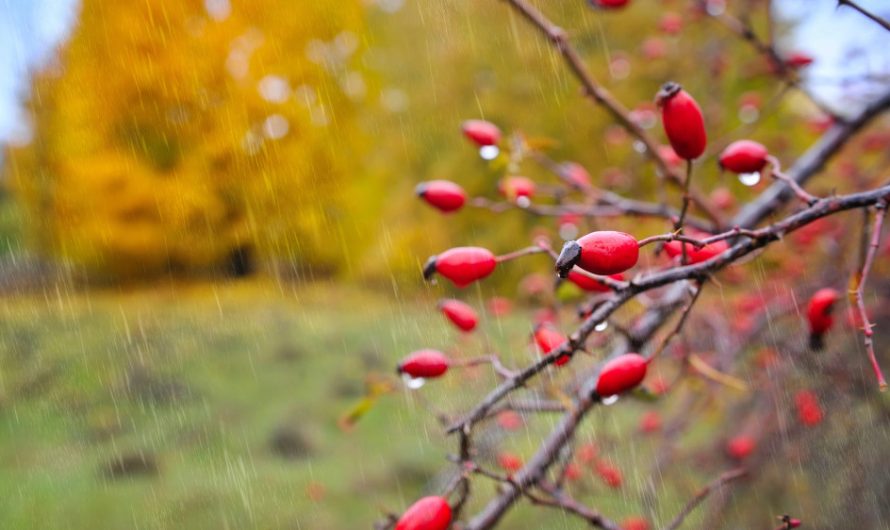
[516,196,531,208]
[632,140,647,154]
[738,105,759,124]
[595,321,608,332]
[401,373,426,389]
[479,145,499,160]
[257,74,291,103]
[263,114,289,140]
[706,0,726,16]
[601,395,619,405]
[739,172,761,186]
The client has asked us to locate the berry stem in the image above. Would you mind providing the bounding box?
[849,201,888,391]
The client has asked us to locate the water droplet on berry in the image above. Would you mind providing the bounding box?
[479,145,499,160]
[595,321,609,332]
[601,394,619,405]
[632,141,647,153]
[739,171,761,186]
[706,0,726,16]
[559,223,579,241]
[516,196,531,208]
[738,105,759,124]
[402,373,426,389]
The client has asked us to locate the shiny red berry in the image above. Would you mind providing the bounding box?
[534,324,570,366]
[595,353,648,397]
[438,299,478,332]
[416,180,466,213]
[499,176,536,201]
[461,119,501,146]
[395,496,452,530]
[424,247,497,287]
[726,435,755,461]
[807,288,839,336]
[556,231,639,278]
[397,350,450,379]
[719,140,769,174]
[657,82,707,160]
[567,270,623,293]
[664,239,729,264]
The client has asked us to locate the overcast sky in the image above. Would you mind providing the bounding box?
[0,0,888,145]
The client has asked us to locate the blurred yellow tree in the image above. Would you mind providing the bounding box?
[5,0,365,278]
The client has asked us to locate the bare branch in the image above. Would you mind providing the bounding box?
[660,468,748,530]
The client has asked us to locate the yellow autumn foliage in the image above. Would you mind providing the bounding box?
[6,0,365,278]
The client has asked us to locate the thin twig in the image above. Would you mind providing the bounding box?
[659,468,748,530]
[838,0,890,33]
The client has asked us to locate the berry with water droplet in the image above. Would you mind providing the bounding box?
[499,176,536,201]
[719,140,769,174]
[424,247,497,287]
[657,82,707,160]
[415,180,466,213]
[461,119,501,146]
[567,270,624,293]
[556,231,639,278]
[397,350,450,379]
[595,353,648,397]
[395,496,452,530]
[534,324,570,366]
[726,435,755,461]
[438,299,478,332]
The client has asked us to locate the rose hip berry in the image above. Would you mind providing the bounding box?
[595,353,648,397]
[415,180,467,213]
[461,119,501,146]
[424,247,497,287]
[566,270,624,293]
[556,231,639,278]
[664,239,729,264]
[719,140,769,174]
[395,496,452,530]
[438,299,478,332]
[622,516,650,530]
[596,461,623,488]
[498,176,536,201]
[534,324,570,366]
[561,161,592,189]
[656,82,707,160]
[726,435,756,461]
[397,350,450,379]
[806,288,839,349]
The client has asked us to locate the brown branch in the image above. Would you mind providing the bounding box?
[838,0,890,32]
[659,468,748,530]
[500,0,724,227]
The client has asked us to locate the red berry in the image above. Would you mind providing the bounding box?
[534,324,570,366]
[795,390,823,427]
[398,350,450,379]
[718,140,769,174]
[726,435,756,461]
[416,180,467,213]
[664,239,729,264]
[787,517,802,528]
[497,452,523,473]
[488,296,512,316]
[564,462,582,482]
[499,176,536,201]
[658,145,684,169]
[424,247,497,287]
[596,461,623,488]
[577,442,598,463]
[461,119,501,146]
[556,231,639,278]
[438,299,478,332]
[567,270,624,293]
[562,161,592,189]
[639,411,661,434]
[659,12,683,34]
[710,187,735,210]
[806,288,839,335]
[784,52,814,69]
[621,516,650,530]
[395,496,452,530]
[595,353,648,397]
[591,0,630,8]
[496,410,523,431]
[657,82,707,160]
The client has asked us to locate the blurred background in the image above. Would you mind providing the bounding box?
[0,0,889,528]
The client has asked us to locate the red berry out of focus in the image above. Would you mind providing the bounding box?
[395,496,452,530]
[461,119,501,146]
[438,299,478,332]
[415,180,467,213]
[397,349,450,379]
[596,353,648,397]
